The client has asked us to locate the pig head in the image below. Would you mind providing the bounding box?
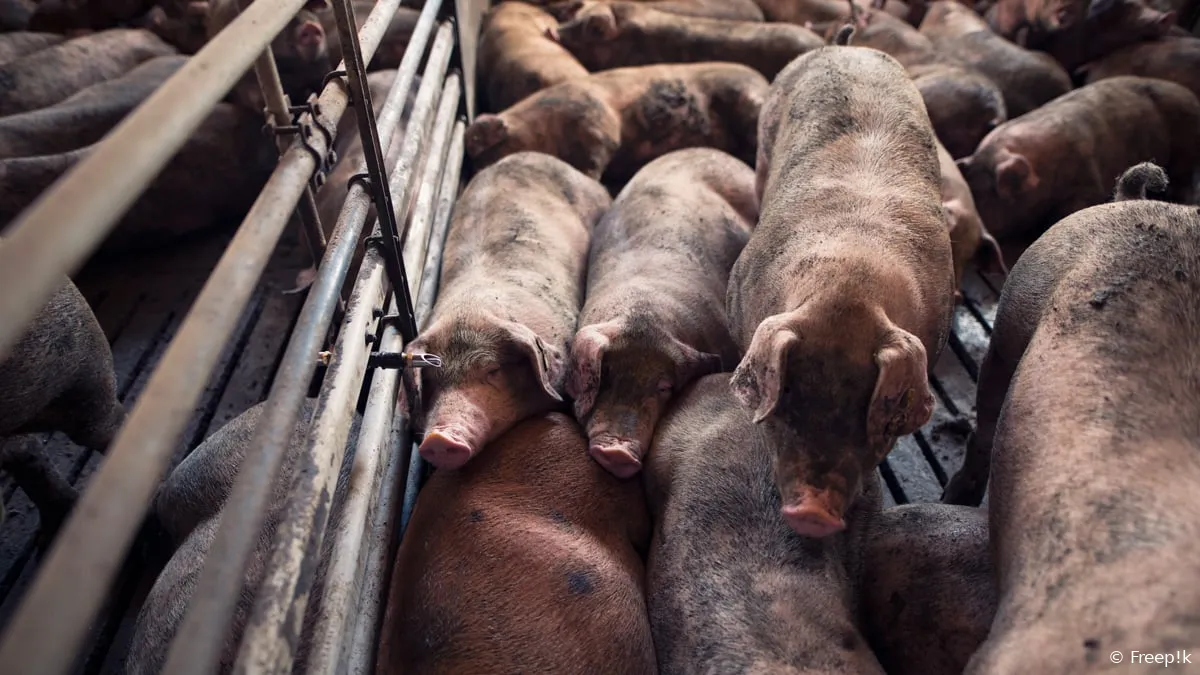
[408,310,568,471]
[729,303,934,538]
[986,0,1089,37]
[567,317,723,478]
[955,143,1051,240]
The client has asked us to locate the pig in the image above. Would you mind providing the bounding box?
[465,62,767,186]
[728,43,954,538]
[403,153,611,471]
[940,165,1200,674]
[552,1,824,79]
[133,2,212,54]
[861,504,996,675]
[0,32,63,67]
[25,0,154,33]
[0,271,125,535]
[1081,36,1200,101]
[375,413,654,674]
[0,55,185,160]
[645,373,885,674]
[936,138,1006,291]
[477,1,588,113]
[0,29,176,117]
[919,1,1072,117]
[984,0,1086,38]
[379,413,652,667]
[126,400,362,675]
[0,102,277,253]
[1025,0,1179,73]
[753,0,912,24]
[0,0,32,31]
[567,148,755,479]
[955,76,1200,242]
[319,2,418,71]
[205,0,331,114]
[537,0,766,21]
[831,11,1006,158]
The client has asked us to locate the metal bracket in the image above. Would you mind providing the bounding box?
[368,351,443,370]
[263,98,339,190]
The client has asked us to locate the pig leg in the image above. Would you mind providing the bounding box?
[941,339,1017,506]
[0,435,79,538]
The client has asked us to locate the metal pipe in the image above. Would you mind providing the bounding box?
[301,74,460,675]
[158,7,448,675]
[411,122,466,332]
[0,2,417,674]
[0,0,304,364]
[233,31,455,674]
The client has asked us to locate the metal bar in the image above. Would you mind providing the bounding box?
[0,2,415,673]
[157,6,447,675]
[302,74,460,675]
[327,0,414,344]
[411,121,465,332]
[345,120,465,675]
[0,0,302,363]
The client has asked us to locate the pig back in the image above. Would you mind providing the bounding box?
[0,31,63,67]
[644,374,884,674]
[432,152,611,348]
[376,413,654,675]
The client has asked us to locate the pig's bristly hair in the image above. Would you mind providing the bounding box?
[1112,162,1169,202]
[834,24,855,45]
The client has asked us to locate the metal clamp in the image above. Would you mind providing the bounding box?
[368,350,443,370]
[264,98,339,190]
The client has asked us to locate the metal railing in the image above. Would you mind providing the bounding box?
[0,0,480,672]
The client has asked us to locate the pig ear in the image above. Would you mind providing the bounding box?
[866,328,935,455]
[976,230,1008,277]
[954,156,973,174]
[547,0,587,21]
[730,313,801,424]
[465,114,509,157]
[669,336,724,386]
[1156,10,1177,33]
[502,321,565,403]
[995,153,1038,200]
[578,5,619,40]
[566,323,617,417]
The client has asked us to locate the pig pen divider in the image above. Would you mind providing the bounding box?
[0,0,476,673]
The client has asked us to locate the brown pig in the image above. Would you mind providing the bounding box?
[0,32,63,66]
[984,0,1087,38]
[567,148,754,479]
[1081,36,1200,101]
[729,43,954,538]
[0,268,125,536]
[206,0,331,113]
[941,165,1200,674]
[552,0,823,79]
[645,374,885,674]
[0,29,176,117]
[0,55,185,160]
[465,62,767,186]
[376,413,655,675]
[955,76,1200,241]
[404,153,611,471]
[477,1,588,113]
[319,2,418,71]
[935,138,1005,291]
[753,0,912,24]
[1025,0,1179,73]
[537,0,766,21]
[861,504,996,675]
[919,1,1072,117]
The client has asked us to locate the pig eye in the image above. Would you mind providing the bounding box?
[656,380,674,396]
[485,365,502,379]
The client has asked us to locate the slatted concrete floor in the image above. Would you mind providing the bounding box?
[0,218,1003,670]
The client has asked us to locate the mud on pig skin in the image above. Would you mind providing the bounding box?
[645,374,885,674]
[0,55,184,160]
[940,170,1200,675]
[553,0,823,78]
[536,0,766,22]
[919,1,1071,118]
[0,102,276,253]
[127,400,362,675]
[477,1,588,113]
[568,148,754,480]
[1024,0,1179,73]
[1082,36,1200,102]
[0,29,176,117]
[955,76,1200,242]
[0,267,124,535]
[731,45,953,538]
[935,138,1005,291]
[465,62,767,186]
[0,32,62,66]
[861,504,997,675]
[406,153,610,471]
[376,413,655,675]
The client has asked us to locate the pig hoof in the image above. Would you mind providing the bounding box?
[589,442,642,479]
[419,431,475,470]
[780,504,846,538]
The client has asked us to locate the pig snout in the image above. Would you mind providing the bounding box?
[584,403,660,479]
[419,393,494,470]
[588,434,642,479]
[780,487,848,538]
[295,19,325,61]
